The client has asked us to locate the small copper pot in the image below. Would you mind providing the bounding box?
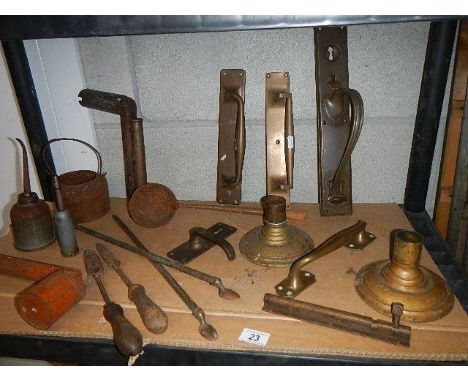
[42,138,110,223]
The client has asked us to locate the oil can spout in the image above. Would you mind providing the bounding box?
[15,138,31,194]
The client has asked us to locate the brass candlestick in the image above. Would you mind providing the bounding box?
[355,230,454,322]
[239,195,313,267]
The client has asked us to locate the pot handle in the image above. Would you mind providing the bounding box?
[41,138,103,177]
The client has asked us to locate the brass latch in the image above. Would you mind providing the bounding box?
[265,72,295,207]
[217,69,246,205]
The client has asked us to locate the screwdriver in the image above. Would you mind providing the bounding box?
[83,249,143,357]
[96,243,168,334]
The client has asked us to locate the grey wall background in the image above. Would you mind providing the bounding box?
[77,22,452,216]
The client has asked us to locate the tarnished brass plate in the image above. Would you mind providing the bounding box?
[217,69,246,205]
[315,27,352,216]
[265,72,292,207]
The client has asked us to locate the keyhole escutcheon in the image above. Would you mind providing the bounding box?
[325,45,341,62]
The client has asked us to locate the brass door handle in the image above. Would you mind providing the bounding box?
[324,88,364,205]
[189,227,236,261]
[278,92,294,190]
[275,220,375,298]
[223,91,246,189]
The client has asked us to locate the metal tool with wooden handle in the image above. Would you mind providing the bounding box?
[112,215,218,341]
[83,249,143,357]
[96,243,168,334]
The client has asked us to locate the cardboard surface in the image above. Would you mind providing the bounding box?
[1,198,467,361]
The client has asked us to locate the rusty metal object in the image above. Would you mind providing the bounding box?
[128,118,177,227]
[265,72,295,207]
[355,230,454,322]
[239,195,313,267]
[167,222,237,264]
[96,243,167,334]
[84,248,143,357]
[178,200,307,221]
[0,254,85,330]
[217,69,246,205]
[112,215,218,341]
[42,137,110,224]
[10,138,55,251]
[262,293,411,347]
[315,26,364,216]
[78,89,138,199]
[76,224,240,300]
[275,221,375,298]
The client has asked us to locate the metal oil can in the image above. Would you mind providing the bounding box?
[10,138,55,251]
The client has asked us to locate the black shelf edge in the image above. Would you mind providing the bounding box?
[402,206,468,312]
[0,334,466,365]
[0,15,463,40]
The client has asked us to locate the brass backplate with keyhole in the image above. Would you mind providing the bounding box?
[315,27,353,216]
[217,69,246,205]
[265,72,293,207]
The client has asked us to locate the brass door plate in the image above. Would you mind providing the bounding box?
[167,222,237,264]
[315,27,352,216]
[217,69,246,205]
[265,72,293,207]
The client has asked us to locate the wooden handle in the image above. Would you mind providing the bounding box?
[103,302,143,357]
[178,201,307,221]
[128,284,168,334]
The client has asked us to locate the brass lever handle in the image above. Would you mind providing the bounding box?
[189,227,236,261]
[324,88,364,205]
[278,92,294,190]
[275,220,375,298]
[223,91,246,189]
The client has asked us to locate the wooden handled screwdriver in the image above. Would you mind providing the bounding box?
[83,249,143,357]
[96,243,168,334]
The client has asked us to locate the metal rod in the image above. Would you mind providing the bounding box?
[263,293,411,347]
[2,40,55,201]
[404,20,458,213]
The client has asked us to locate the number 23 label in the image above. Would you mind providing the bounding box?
[239,328,270,347]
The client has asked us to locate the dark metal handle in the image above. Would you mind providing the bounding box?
[224,91,245,188]
[41,137,103,176]
[189,227,236,261]
[324,88,363,205]
[78,89,135,115]
[78,88,137,199]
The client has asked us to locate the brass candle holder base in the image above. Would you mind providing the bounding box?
[239,195,314,267]
[355,230,454,323]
